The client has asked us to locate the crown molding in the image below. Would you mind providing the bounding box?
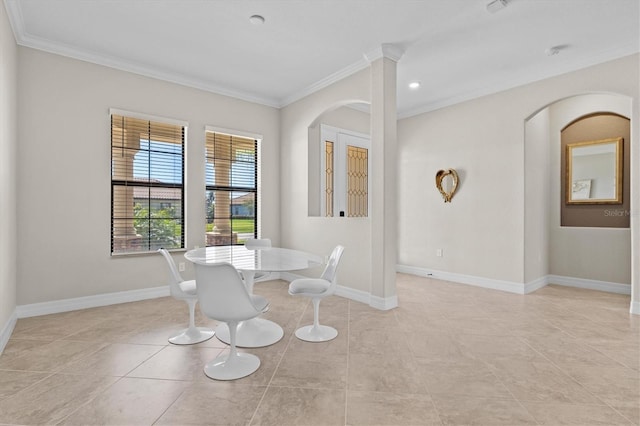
[5,0,282,109]
[19,33,282,108]
[278,58,370,107]
[398,46,640,119]
[280,43,405,108]
[363,43,405,63]
[6,0,638,118]
[4,0,25,42]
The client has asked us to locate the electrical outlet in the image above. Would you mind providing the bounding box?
[178,262,186,272]
[436,248,443,257]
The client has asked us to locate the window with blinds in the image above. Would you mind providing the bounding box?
[205,132,257,246]
[111,113,185,254]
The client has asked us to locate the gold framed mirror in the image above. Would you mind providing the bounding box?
[566,137,623,204]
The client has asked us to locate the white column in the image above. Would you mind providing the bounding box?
[367,44,403,309]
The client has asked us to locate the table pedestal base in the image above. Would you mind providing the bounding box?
[215,318,284,348]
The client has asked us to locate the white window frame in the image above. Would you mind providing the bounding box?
[109,108,189,254]
[204,125,263,241]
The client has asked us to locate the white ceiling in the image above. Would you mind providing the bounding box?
[5,0,639,118]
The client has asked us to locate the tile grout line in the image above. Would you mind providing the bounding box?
[343,299,350,426]
[55,375,128,425]
[393,302,446,426]
[491,330,616,424]
[2,277,636,425]
[516,330,638,424]
[150,383,190,426]
[247,293,309,425]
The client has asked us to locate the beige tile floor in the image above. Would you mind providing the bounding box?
[0,273,638,425]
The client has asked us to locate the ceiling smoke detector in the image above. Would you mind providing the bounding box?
[545,47,560,56]
[486,0,508,13]
[545,45,568,56]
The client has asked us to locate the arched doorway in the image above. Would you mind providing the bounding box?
[524,93,636,313]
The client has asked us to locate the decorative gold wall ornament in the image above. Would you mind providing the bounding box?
[435,169,459,203]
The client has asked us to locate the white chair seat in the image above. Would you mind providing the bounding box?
[178,279,197,296]
[250,294,269,312]
[288,278,330,295]
[243,238,273,284]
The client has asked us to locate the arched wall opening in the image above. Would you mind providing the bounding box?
[524,92,635,310]
[307,101,370,217]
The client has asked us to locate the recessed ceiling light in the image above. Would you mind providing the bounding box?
[249,15,265,25]
[409,81,421,90]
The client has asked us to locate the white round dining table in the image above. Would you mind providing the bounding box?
[184,245,323,348]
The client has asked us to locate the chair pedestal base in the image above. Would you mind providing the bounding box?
[204,352,260,380]
[169,327,215,345]
[294,324,338,342]
[215,318,283,348]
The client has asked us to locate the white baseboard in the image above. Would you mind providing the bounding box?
[16,286,169,319]
[333,284,369,304]
[281,272,398,310]
[9,269,635,328]
[396,264,632,297]
[524,276,549,294]
[396,264,530,294]
[0,310,17,355]
[370,294,399,310]
[547,274,631,295]
[334,284,398,310]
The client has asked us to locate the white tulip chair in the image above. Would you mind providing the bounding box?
[157,248,214,345]
[195,262,269,380]
[288,245,345,342]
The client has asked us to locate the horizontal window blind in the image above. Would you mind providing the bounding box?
[205,132,257,246]
[111,114,185,254]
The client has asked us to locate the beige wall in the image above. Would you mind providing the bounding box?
[7,37,639,316]
[280,69,373,294]
[398,54,638,301]
[16,47,280,305]
[524,108,551,283]
[547,95,632,285]
[399,89,526,283]
[0,2,18,338]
